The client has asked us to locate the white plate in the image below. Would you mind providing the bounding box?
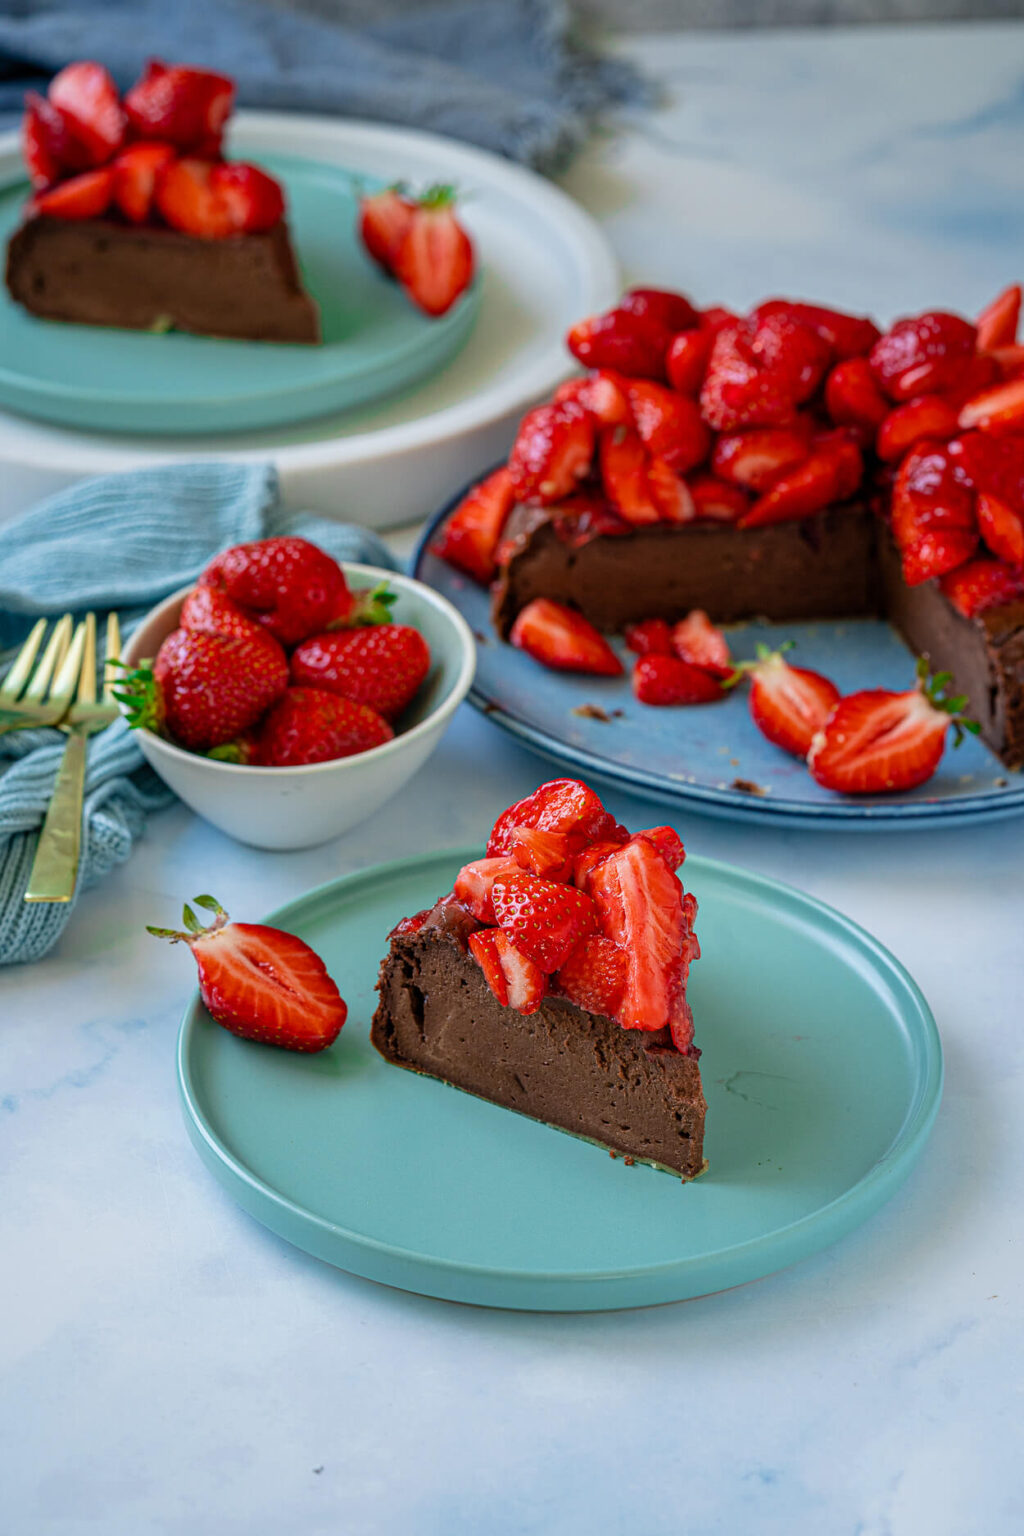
[0,112,618,529]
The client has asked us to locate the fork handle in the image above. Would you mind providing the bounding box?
[24,730,86,904]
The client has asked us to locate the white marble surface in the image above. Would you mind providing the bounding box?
[5,23,1024,1535]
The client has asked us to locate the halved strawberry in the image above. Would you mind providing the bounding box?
[939,556,1024,617]
[633,654,725,706]
[671,609,731,677]
[508,401,595,505]
[156,158,284,238]
[509,825,576,880]
[125,60,235,152]
[752,299,880,361]
[626,380,709,473]
[877,395,960,462]
[112,140,176,223]
[31,166,114,221]
[554,370,631,427]
[599,425,659,524]
[572,836,632,891]
[555,933,628,1018]
[688,474,750,523]
[487,778,615,859]
[493,930,547,1012]
[958,378,1024,435]
[741,646,840,757]
[358,186,415,273]
[510,599,623,676]
[431,467,514,585]
[394,186,474,317]
[890,440,978,555]
[700,313,828,433]
[567,307,669,381]
[619,287,700,334]
[808,664,978,794]
[490,872,598,974]
[976,492,1024,567]
[213,163,285,233]
[665,327,714,395]
[635,825,686,870]
[587,837,689,1035]
[824,357,890,437]
[624,619,674,656]
[48,61,126,165]
[988,344,1024,380]
[976,284,1021,351]
[454,856,522,923]
[646,459,695,524]
[711,423,811,493]
[870,311,977,402]
[901,528,980,586]
[739,433,862,528]
[22,92,89,187]
[468,928,509,1006]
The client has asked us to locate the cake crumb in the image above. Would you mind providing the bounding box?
[624,1155,635,1167]
[995,777,1009,788]
[473,629,491,646]
[731,777,768,796]
[482,702,499,714]
[572,703,615,722]
[729,758,740,767]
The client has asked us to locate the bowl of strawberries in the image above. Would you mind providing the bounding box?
[120,535,475,849]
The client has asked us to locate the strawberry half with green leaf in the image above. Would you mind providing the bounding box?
[394,185,474,317]
[290,623,430,721]
[735,644,841,758]
[148,895,346,1052]
[253,687,392,766]
[116,626,288,752]
[200,536,349,648]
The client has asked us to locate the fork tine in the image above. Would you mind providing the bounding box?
[0,618,47,705]
[22,614,73,704]
[46,620,88,717]
[76,613,97,706]
[102,612,122,704]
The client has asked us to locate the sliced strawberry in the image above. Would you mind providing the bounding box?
[587,838,688,1034]
[454,856,522,924]
[358,186,415,273]
[156,159,283,238]
[48,61,126,165]
[31,167,114,221]
[555,934,628,1018]
[988,344,1024,380]
[743,647,840,757]
[711,423,812,493]
[626,380,709,473]
[700,313,828,433]
[212,163,285,233]
[808,668,975,794]
[394,186,474,317]
[431,467,514,585]
[624,619,674,656]
[824,357,890,435]
[510,598,623,676]
[468,928,509,1006]
[752,299,880,361]
[901,527,980,586]
[487,779,614,860]
[111,140,176,223]
[22,92,90,187]
[877,395,960,462]
[572,835,632,891]
[870,311,977,402]
[509,826,576,880]
[620,287,700,333]
[890,441,978,556]
[490,872,598,974]
[633,654,725,706]
[976,284,1021,351]
[947,432,1024,509]
[124,60,235,152]
[553,370,631,427]
[740,433,862,528]
[665,327,714,395]
[635,826,686,870]
[948,352,1000,404]
[567,307,669,381]
[671,609,732,677]
[976,492,1024,567]
[599,426,659,525]
[647,458,696,524]
[493,930,546,1012]
[508,401,595,505]
[939,557,1024,617]
[688,474,750,523]
[700,305,739,333]
[958,378,1024,435]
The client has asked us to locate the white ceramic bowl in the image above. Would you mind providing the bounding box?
[122,563,475,850]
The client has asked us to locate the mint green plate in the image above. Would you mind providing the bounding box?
[0,154,480,435]
[178,847,942,1311]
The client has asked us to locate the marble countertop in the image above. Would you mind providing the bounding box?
[5,23,1024,1535]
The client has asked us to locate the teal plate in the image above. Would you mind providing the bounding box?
[0,154,480,435]
[178,848,942,1311]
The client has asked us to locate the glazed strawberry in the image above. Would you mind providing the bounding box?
[469,929,546,1013]
[112,140,176,223]
[507,825,578,880]
[901,528,980,586]
[739,432,861,528]
[808,663,978,794]
[30,166,114,221]
[555,933,628,1018]
[636,825,686,871]
[253,687,393,766]
[665,328,714,395]
[688,474,749,523]
[869,311,977,401]
[156,159,284,238]
[624,619,674,656]
[976,492,1024,567]
[876,395,960,461]
[939,557,1024,617]
[148,895,346,1052]
[671,609,731,677]
[948,431,1024,509]
[890,442,978,577]
[454,856,522,923]
[48,62,126,165]
[752,299,880,361]
[646,459,695,523]
[179,585,265,643]
[125,60,235,153]
[619,287,700,334]
[824,357,890,438]
[290,624,430,721]
[742,646,841,757]
[566,307,669,381]
[487,778,616,859]
[710,423,812,492]
[976,284,1021,351]
[510,599,623,676]
[432,467,514,584]
[700,313,828,432]
[626,380,709,473]
[587,837,691,1039]
[213,163,285,232]
[633,654,725,706]
[490,872,598,973]
[554,369,631,427]
[508,402,595,504]
[599,426,660,525]
[22,92,90,187]
[201,536,348,648]
[394,186,474,317]
[358,185,415,273]
[468,928,509,1004]
[988,344,1024,380]
[958,378,1024,435]
[117,626,289,752]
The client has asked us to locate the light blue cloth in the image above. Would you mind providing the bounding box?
[0,462,400,966]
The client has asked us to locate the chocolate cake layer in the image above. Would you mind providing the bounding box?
[5,215,320,343]
[372,920,707,1181]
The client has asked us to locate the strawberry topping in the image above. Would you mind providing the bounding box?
[510,599,623,676]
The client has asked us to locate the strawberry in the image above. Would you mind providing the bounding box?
[808,662,978,794]
[179,585,265,643]
[976,284,1021,351]
[487,779,615,859]
[554,369,631,427]
[393,186,474,317]
[752,299,880,361]
[454,856,522,923]
[213,163,285,233]
[889,441,978,571]
[555,933,628,1017]
[22,92,91,187]
[939,557,1024,617]
[508,402,595,504]
[510,599,623,676]
[646,458,695,524]
[671,609,732,677]
[989,344,1024,379]
[147,895,346,1052]
[599,425,659,525]
[124,60,235,153]
[700,313,828,433]
[31,167,113,221]
[632,654,725,706]
[740,645,840,757]
[112,140,176,223]
[700,305,739,333]
[253,686,392,766]
[635,825,686,870]
[432,467,514,585]
[901,528,980,586]
[711,423,812,492]
[567,307,670,381]
[468,928,509,1005]
[870,311,977,402]
[665,328,714,395]
[619,287,700,333]
[739,433,862,528]
[624,619,674,656]
[117,626,289,752]
[48,62,126,167]
[976,492,1024,567]
[201,537,348,648]
[824,357,890,437]
[290,624,430,721]
[688,474,749,523]
[957,378,1024,435]
[358,185,415,273]
[156,159,284,238]
[508,825,577,880]
[876,395,960,461]
[587,837,691,1037]
[469,928,546,1013]
[490,872,598,973]
[626,380,709,472]
[948,431,1024,508]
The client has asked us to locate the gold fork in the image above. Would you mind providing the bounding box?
[25,612,122,905]
[0,614,85,735]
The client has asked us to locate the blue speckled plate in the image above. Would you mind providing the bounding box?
[178,848,942,1311]
[413,490,1024,829]
[0,154,480,435]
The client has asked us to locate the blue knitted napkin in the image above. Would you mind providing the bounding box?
[0,462,399,966]
[0,0,647,174]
